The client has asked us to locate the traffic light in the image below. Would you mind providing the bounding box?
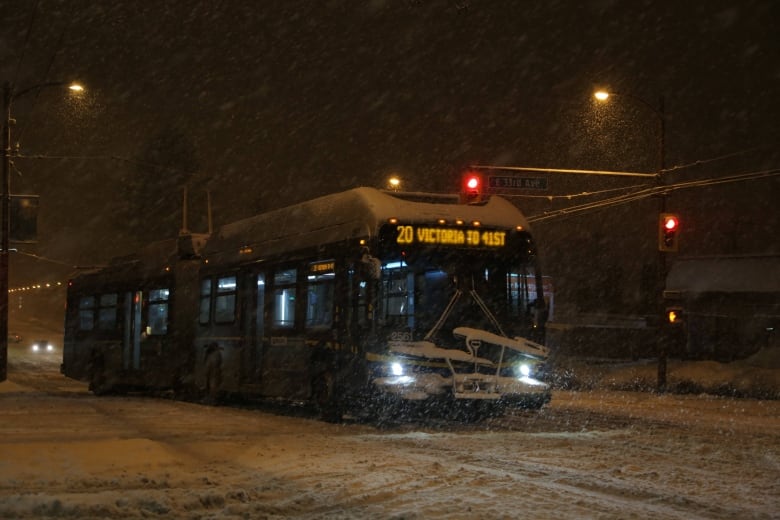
[461,172,483,204]
[665,307,684,325]
[658,213,680,252]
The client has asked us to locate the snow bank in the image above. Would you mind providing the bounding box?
[549,346,780,399]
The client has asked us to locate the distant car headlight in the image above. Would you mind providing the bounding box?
[391,362,404,376]
[31,341,54,353]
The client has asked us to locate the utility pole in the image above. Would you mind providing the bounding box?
[594,89,670,391]
[1,82,12,382]
[655,95,668,391]
[0,80,83,382]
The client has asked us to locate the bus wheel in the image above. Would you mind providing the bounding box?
[314,371,342,423]
[88,354,111,395]
[89,377,111,396]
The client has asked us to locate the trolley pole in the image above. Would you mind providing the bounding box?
[1,82,11,382]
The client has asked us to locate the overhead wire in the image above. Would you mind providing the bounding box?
[17,153,195,175]
[502,183,653,201]
[10,0,41,86]
[664,145,777,174]
[12,0,77,149]
[528,168,780,223]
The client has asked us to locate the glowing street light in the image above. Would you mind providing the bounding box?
[387,176,401,191]
[593,87,672,390]
[1,80,84,381]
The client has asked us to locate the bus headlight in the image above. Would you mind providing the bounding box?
[518,363,531,378]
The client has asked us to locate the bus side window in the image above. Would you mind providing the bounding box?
[306,261,335,329]
[97,293,119,331]
[199,278,212,325]
[79,296,96,331]
[256,273,266,338]
[381,262,414,328]
[214,276,237,324]
[147,289,170,335]
[273,268,297,328]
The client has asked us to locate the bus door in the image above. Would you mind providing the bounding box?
[123,288,171,379]
[123,291,142,371]
[260,267,311,399]
[241,271,265,383]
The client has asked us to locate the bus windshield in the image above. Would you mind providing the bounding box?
[376,228,544,348]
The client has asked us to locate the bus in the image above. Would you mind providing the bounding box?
[62,187,551,421]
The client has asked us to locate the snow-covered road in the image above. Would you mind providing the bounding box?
[1,350,778,519]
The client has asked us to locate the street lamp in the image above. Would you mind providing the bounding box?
[387,176,401,191]
[0,80,84,381]
[594,88,670,390]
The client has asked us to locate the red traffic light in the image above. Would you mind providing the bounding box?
[461,172,483,203]
[663,215,679,231]
[658,213,680,252]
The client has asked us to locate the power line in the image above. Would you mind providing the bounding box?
[664,145,777,174]
[12,249,84,269]
[528,168,780,223]
[11,0,41,86]
[16,153,196,176]
[471,164,656,178]
[502,183,653,201]
[14,8,77,146]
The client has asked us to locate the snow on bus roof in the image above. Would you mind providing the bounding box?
[203,187,531,261]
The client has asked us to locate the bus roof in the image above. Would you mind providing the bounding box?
[70,188,534,287]
[203,187,532,264]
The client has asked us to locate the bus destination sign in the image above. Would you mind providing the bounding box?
[395,225,506,248]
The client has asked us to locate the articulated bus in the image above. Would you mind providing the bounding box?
[62,187,551,421]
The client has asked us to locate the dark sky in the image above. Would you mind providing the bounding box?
[1,0,778,286]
